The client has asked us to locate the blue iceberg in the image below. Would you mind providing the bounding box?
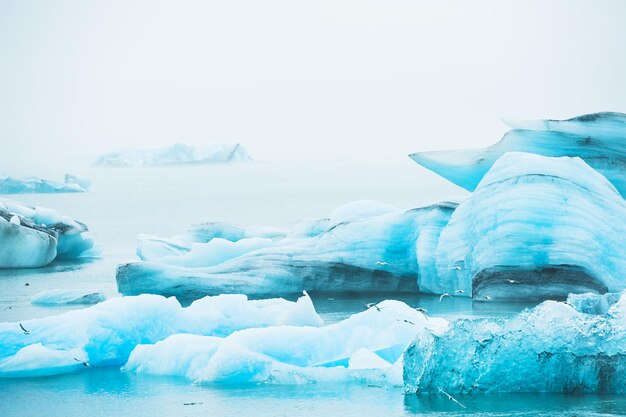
[0,199,98,268]
[410,112,626,197]
[116,200,457,297]
[0,174,88,194]
[404,292,626,394]
[0,293,321,378]
[94,143,252,167]
[432,152,626,300]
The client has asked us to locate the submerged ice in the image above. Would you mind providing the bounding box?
[94,143,252,167]
[0,199,98,268]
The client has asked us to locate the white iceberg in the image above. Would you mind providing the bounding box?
[63,173,91,191]
[0,293,321,378]
[31,290,106,305]
[0,199,98,268]
[94,143,252,167]
[404,292,626,394]
[0,173,87,194]
[409,112,626,197]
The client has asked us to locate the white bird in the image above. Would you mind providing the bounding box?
[507,279,519,284]
[437,386,467,409]
[375,261,390,266]
[439,293,452,302]
[74,358,92,367]
[453,289,465,294]
[364,302,381,312]
[19,323,29,334]
[450,266,462,271]
[483,296,493,301]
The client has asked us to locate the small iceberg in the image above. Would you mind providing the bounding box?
[0,173,89,194]
[94,143,252,167]
[31,290,106,306]
[0,198,98,268]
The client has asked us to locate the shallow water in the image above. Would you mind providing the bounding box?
[1,159,624,416]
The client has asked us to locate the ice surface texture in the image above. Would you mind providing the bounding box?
[0,199,98,268]
[0,293,321,378]
[432,152,626,300]
[94,143,252,167]
[404,292,626,394]
[410,112,626,197]
[0,174,87,193]
[116,200,457,297]
[123,299,444,385]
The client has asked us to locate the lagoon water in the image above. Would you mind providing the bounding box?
[1,158,623,416]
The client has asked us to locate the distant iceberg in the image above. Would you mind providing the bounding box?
[94,143,252,167]
[0,198,98,268]
[31,290,106,306]
[116,200,458,298]
[0,173,88,194]
[404,292,626,394]
[410,112,626,197]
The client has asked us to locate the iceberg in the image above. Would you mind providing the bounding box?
[409,112,626,197]
[124,300,446,385]
[404,292,626,394]
[432,152,626,300]
[0,198,98,268]
[63,173,91,191]
[0,293,321,378]
[116,200,458,298]
[0,173,87,194]
[31,290,106,305]
[94,143,252,167]
[566,291,622,315]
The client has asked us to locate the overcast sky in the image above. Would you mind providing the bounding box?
[1,0,626,172]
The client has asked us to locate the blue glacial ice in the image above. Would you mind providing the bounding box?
[409,112,626,197]
[566,291,622,315]
[123,299,446,385]
[94,143,252,167]
[116,200,458,297]
[0,199,98,268]
[432,152,626,300]
[31,290,106,306]
[0,173,88,194]
[404,292,626,394]
[0,293,321,378]
[63,173,91,191]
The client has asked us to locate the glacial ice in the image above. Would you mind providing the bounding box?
[404,292,626,394]
[124,300,446,385]
[0,199,98,268]
[64,173,91,191]
[0,173,87,194]
[31,290,106,305]
[431,152,626,300]
[117,200,458,298]
[94,143,252,167]
[0,293,321,378]
[566,291,622,315]
[409,112,626,197]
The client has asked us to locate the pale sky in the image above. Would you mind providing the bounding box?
[1,0,626,172]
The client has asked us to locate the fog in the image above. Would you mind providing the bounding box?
[1,0,626,173]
